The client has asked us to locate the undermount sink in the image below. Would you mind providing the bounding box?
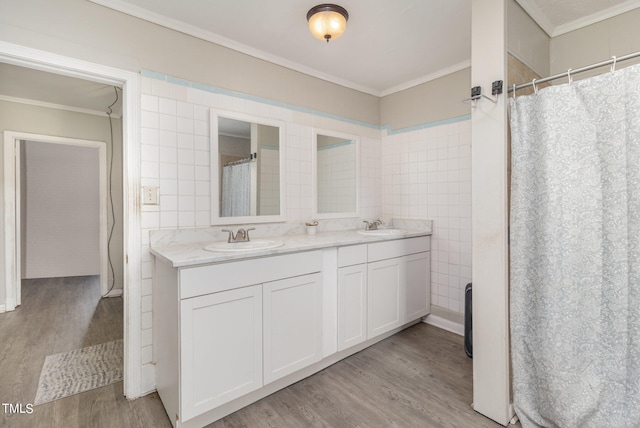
[357,229,407,236]
[203,239,284,252]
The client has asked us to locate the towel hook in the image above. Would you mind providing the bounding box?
[611,56,617,72]
[567,68,573,84]
[532,78,538,94]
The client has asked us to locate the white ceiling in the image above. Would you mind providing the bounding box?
[2,0,639,114]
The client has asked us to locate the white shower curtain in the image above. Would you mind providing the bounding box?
[509,63,640,427]
[221,162,250,217]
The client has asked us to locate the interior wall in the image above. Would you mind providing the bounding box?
[22,141,100,278]
[550,8,640,78]
[138,74,383,378]
[507,0,550,77]
[381,120,471,318]
[380,68,471,131]
[0,0,379,125]
[0,99,124,303]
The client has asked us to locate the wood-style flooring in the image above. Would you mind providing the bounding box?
[0,276,504,428]
[0,276,168,428]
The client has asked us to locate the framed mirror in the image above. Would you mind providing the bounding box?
[210,110,285,225]
[312,129,359,219]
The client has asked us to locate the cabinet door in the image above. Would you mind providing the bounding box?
[180,285,262,421]
[405,252,431,322]
[263,273,322,384]
[337,264,367,351]
[367,258,404,338]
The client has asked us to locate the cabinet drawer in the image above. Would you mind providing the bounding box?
[179,250,322,299]
[338,244,367,267]
[367,236,430,263]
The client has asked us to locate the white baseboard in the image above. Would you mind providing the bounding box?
[423,314,464,336]
[0,304,5,313]
[140,363,156,396]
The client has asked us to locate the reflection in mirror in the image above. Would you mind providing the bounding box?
[314,132,358,217]
[211,111,284,225]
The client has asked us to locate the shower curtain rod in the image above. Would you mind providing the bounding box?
[508,50,640,93]
[224,153,257,167]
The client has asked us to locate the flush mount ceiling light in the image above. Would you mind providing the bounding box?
[306,4,349,43]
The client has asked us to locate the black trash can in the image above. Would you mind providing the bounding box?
[464,282,472,358]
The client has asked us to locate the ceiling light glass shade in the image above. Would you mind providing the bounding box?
[307,4,349,43]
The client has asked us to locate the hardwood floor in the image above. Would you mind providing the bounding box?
[1,277,503,428]
[209,324,502,428]
[0,276,169,428]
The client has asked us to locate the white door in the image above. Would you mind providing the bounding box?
[404,252,431,322]
[337,264,367,351]
[180,285,263,421]
[367,258,403,338]
[263,273,322,384]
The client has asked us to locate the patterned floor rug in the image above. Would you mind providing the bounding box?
[34,339,123,405]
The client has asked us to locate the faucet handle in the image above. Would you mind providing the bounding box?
[363,220,371,230]
[221,229,235,243]
[245,228,255,241]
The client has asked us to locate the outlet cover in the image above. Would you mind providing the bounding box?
[143,185,159,205]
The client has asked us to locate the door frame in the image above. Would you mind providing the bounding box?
[5,133,110,302]
[0,41,143,399]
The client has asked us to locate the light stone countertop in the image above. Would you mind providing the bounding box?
[150,228,432,268]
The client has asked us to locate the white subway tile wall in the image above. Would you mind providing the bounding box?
[140,75,471,368]
[382,121,472,314]
[139,77,383,365]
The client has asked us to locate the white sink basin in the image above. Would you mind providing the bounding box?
[204,239,284,252]
[357,229,407,236]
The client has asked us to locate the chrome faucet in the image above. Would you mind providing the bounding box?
[221,228,255,243]
[363,220,383,231]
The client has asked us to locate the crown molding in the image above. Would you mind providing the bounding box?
[516,0,640,38]
[90,0,471,97]
[379,60,471,97]
[0,94,122,119]
[552,0,640,37]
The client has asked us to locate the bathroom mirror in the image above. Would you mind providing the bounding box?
[313,130,359,218]
[210,110,285,225]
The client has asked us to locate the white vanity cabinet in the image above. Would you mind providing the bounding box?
[337,245,368,351]
[367,257,404,337]
[263,273,322,383]
[153,250,322,427]
[367,236,431,338]
[337,236,431,348]
[180,285,263,421]
[152,233,431,427]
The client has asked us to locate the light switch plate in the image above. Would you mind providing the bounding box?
[142,185,159,205]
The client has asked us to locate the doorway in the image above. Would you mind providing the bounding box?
[0,40,142,399]
[8,133,110,304]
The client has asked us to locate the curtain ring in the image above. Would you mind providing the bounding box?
[512,84,516,100]
[532,78,538,94]
[611,55,617,72]
[567,68,573,84]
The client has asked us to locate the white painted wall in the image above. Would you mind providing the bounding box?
[471,0,512,424]
[0,99,124,304]
[22,141,100,278]
[550,8,640,78]
[507,0,550,77]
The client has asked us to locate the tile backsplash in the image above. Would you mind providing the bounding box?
[139,72,472,368]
